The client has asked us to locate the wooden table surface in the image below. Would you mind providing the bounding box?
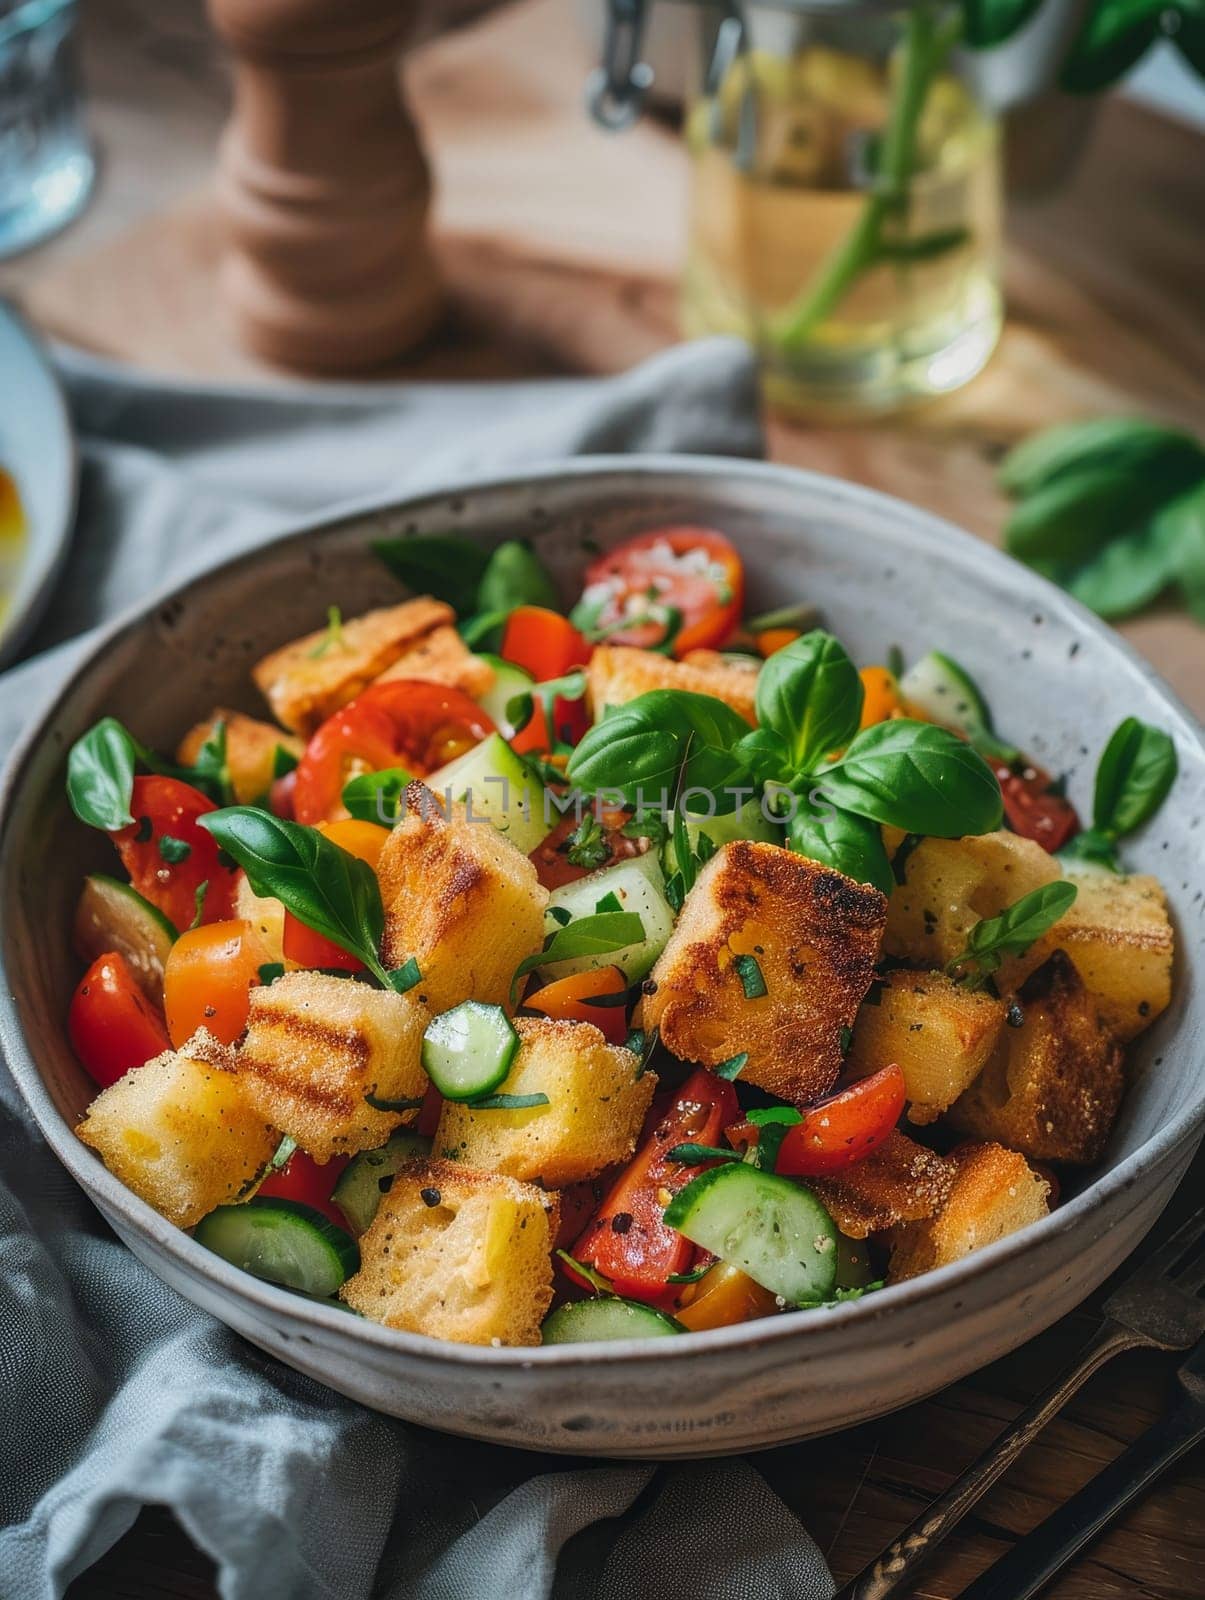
[5,2,1203,1596]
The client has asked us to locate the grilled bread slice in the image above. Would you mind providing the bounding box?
[587,644,758,726]
[236,972,428,1161]
[252,597,455,736]
[435,1018,654,1187]
[78,1036,277,1229]
[809,1130,955,1240]
[371,623,494,699]
[642,841,886,1103]
[889,1141,1051,1281]
[340,1159,557,1346]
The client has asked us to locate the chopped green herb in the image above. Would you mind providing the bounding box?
[734,953,767,999]
[466,1092,551,1111]
[666,1263,713,1285]
[268,1135,297,1171]
[364,1092,426,1112]
[547,905,572,927]
[386,957,422,994]
[188,880,209,931]
[307,605,346,658]
[713,1052,748,1081]
[257,962,285,986]
[666,1143,741,1165]
[594,890,623,915]
[158,835,191,864]
[555,1248,613,1295]
[565,813,610,871]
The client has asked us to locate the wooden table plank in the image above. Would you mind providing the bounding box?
[9,2,1204,1597]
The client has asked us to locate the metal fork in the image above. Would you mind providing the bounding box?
[833,1202,1205,1600]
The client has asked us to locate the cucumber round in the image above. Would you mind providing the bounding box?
[541,1297,684,1344]
[898,650,994,737]
[332,1131,431,1235]
[427,731,551,855]
[663,1163,838,1307]
[73,874,177,1000]
[544,857,675,983]
[422,1000,519,1101]
[473,655,536,738]
[193,1197,359,1297]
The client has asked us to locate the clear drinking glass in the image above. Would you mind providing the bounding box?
[0,0,93,258]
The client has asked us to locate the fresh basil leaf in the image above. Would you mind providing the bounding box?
[754,631,863,772]
[998,417,1202,497]
[555,1249,613,1294]
[258,962,286,986]
[1004,464,1197,567]
[744,1106,801,1171]
[187,720,235,806]
[476,539,558,615]
[951,880,1078,985]
[199,807,392,987]
[342,767,413,825]
[1060,0,1163,92]
[67,717,138,831]
[1091,717,1177,840]
[373,534,490,615]
[272,743,299,780]
[1161,479,1205,622]
[505,669,588,747]
[786,800,893,895]
[566,690,752,814]
[961,0,1043,49]
[1060,827,1120,872]
[732,727,793,787]
[819,720,1003,838]
[1064,514,1182,619]
[458,609,513,649]
[512,910,646,997]
[745,1107,803,1127]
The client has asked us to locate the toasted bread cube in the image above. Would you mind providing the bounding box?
[77,1040,277,1229]
[889,1142,1051,1282]
[1029,868,1173,1041]
[642,841,886,1103]
[947,952,1124,1164]
[252,597,455,736]
[847,971,1006,1125]
[587,644,758,725]
[339,1159,557,1345]
[809,1130,954,1239]
[236,972,428,1161]
[435,1018,654,1186]
[377,783,547,1017]
[372,624,495,700]
[884,831,1060,968]
[235,874,286,967]
[176,709,303,805]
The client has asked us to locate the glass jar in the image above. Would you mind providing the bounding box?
[595,1,1004,417]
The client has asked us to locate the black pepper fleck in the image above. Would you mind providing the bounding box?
[419,1187,442,1207]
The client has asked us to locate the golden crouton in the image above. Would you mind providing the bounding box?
[236,972,429,1161]
[339,1159,557,1345]
[235,874,286,967]
[847,971,1006,1125]
[252,597,455,736]
[377,783,548,1017]
[78,1040,277,1229]
[947,952,1124,1164]
[1027,868,1173,1041]
[371,624,495,700]
[884,830,1060,969]
[809,1131,954,1239]
[587,644,758,725]
[642,841,886,1103]
[176,710,303,805]
[435,1018,654,1186]
[889,1142,1051,1281]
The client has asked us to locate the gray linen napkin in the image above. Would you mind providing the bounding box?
[0,338,836,1600]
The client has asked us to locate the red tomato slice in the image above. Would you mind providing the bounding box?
[69,951,170,1088]
[994,760,1080,854]
[576,527,744,657]
[293,680,494,826]
[257,1148,349,1229]
[500,607,593,755]
[731,1063,906,1179]
[529,809,645,891]
[571,1069,740,1304]
[416,1081,443,1138]
[112,776,238,932]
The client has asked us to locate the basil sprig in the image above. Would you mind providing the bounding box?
[1000,418,1205,621]
[199,807,410,991]
[1062,717,1178,871]
[505,669,588,752]
[948,880,1078,990]
[374,535,558,648]
[67,715,234,832]
[342,767,413,826]
[569,690,753,816]
[512,910,645,999]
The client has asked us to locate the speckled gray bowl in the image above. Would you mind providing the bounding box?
[2,457,1203,1459]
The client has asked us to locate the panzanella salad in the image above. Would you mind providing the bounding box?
[65,527,1178,1346]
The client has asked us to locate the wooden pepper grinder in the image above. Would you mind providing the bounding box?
[206,0,442,373]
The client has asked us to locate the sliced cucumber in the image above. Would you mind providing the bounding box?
[332,1130,431,1234]
[422,1000,519,1101]
[898,651,1018,763]
[544,857,675,983]
[473,655,536,739]
[663,1163,838,1307]
[73,874,177,1000]
[680,794,776,854]
[193,1197,359,1297]
[541,1297,684,1344]
[427,731,551,855]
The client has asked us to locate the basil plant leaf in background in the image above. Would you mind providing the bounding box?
[960,0,1045,48]
[66,717,139,832]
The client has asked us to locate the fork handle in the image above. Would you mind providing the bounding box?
[958,1397,1205,1600]
[832,1322,1142,1600]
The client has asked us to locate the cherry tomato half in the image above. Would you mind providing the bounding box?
[500,607,593,754]
[729,1063,906,1179]
[575,527,744,657]
[994,760,1080,854]
[164,918,267,1049]
[528,808,643,891]
[282,819,390,973]
[258,1148,349,1229]
[292,681,494,826]
[69,951,170,1088]
[112,775,238,932]
[571,1069,740,1304]
[524,965,629,1046]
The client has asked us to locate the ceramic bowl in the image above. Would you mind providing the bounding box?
[2,457,1203,1459]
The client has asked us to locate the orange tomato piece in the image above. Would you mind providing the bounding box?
[164,918,267,1048]
[858,665,903,729]
[281,819,389,973]
[524,965,629,1046]
[756,627,800,658]
[674,1262,780,1331]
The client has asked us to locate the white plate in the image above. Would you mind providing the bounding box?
[0,304,76,664]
